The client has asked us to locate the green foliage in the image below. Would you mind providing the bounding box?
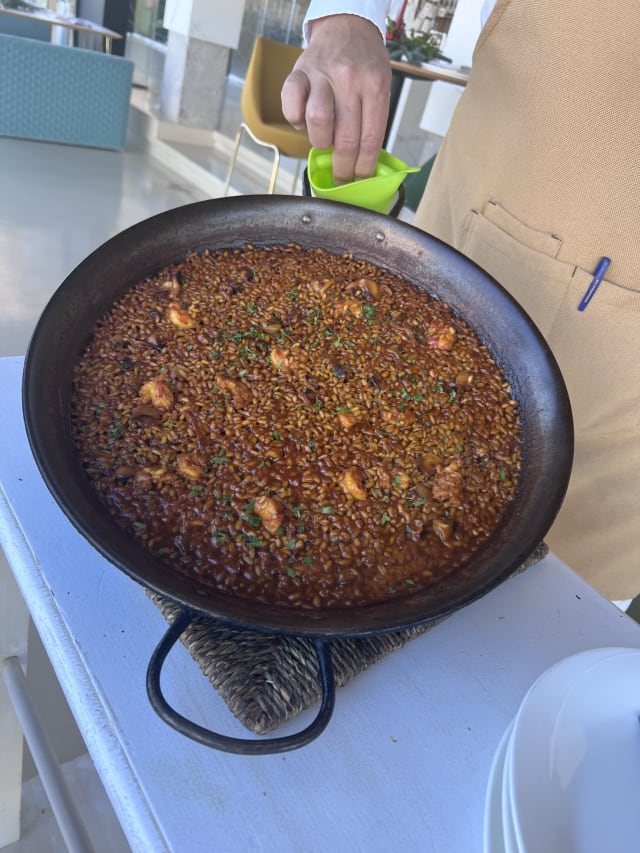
[385,17,452,66]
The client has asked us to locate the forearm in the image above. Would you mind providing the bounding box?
[303,0,391,44]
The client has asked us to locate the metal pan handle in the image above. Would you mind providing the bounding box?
[146,609,336,755]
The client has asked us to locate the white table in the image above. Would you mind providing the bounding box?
[1,353,639,852]
[0,2,122,52]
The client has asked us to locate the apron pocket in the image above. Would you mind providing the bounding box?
[461,200,640,434]
[461,201,574,334]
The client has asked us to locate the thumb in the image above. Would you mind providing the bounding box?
[281,69,311,130]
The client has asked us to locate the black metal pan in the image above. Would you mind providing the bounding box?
[22,196,573,753]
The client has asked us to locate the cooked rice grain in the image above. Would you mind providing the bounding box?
[70,244,521,608]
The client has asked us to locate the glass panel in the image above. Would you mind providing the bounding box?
[229,0,310,79]
[132,0,168,44]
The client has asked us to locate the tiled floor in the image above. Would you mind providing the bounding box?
[3,755,130,853]
[0,135,212,359]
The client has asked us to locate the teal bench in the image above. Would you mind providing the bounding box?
[0,33,134,150]
[0,11,50,40]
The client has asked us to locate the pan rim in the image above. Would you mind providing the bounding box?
[22,195,573,637]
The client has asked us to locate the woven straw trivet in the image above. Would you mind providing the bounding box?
[149,542,547,735]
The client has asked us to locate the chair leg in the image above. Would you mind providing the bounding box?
[229,123,284,195]
[291,159,303,195]
[222,124,245,197]
[224,123,299,196]
[267,150,281,194]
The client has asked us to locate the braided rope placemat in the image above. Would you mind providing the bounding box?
[149,543,547,735]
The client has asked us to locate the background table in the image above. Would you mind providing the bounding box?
[385,59,469,146]
[0,2,122,51]
[1,353,639,852]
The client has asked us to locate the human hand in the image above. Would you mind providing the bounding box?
[281,14,391,184]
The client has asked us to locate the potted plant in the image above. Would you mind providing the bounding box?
[385,15,452,66]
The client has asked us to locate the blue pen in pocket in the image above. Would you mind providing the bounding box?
[578,257,610,311]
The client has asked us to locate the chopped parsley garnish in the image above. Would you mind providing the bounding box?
[240,513,261,528]
[362,304,377,322]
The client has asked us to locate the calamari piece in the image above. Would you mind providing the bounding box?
[427,321,456,350]
[167,303,195,329]
[215,375,252,405]
[433,517,455,543]
[431,461,463,503]
[139,379,174,410]
[341,467,367,500]
[159,279,181,298]
[270,346,291,371]
[418,452,441,477]
[176,454,206,481]
[334,298,363,318]
[338,411,359,430]
[254,495,285,535]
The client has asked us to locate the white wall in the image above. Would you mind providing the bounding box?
[440,0,485,64]
[163,0,245,48]
[419,0,484,136]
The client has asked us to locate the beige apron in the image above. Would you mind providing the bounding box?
[415,0,640,599]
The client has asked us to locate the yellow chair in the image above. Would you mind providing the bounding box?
[223,37,312,196]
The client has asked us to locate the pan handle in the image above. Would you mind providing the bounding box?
[146,610,336,755]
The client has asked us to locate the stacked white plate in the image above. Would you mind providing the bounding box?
[484,647,640,852]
